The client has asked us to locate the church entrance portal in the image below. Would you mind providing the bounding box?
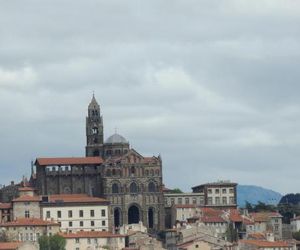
[114,208,121,227]
[128,205,140,224]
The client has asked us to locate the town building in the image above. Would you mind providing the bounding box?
[250,212,283,240]
[164,192,204,207]
[192,181,237,209]
[291,216,300,233]
[0,242,38,250]
[239,239,293,250]
[164,223,234,250]
[60,231,126,250]
[0,218,60,242]
[34,95,165,231]
[0,202,12,223]
[41,194,109,232]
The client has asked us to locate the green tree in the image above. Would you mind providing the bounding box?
[245,201,254,212]
[38,235,50,250]
[278,203,300,224]
[226,223,238,242]
[254,202,276,212]
[292,231,300,241]
[171,188,183,194]
[49,235,66,250]
[39,234,66,250]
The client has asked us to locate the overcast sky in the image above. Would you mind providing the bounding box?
[0,0,300,194]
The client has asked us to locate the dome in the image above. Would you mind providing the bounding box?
[105,133,128,144]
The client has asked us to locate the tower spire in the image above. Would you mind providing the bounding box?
[86,94,104,157]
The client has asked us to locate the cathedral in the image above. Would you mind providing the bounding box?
[35,96,165,231]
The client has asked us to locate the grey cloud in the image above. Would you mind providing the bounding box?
[0,0,299,193]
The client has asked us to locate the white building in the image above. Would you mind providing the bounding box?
[40,194,109,232]
[291,215,300,232]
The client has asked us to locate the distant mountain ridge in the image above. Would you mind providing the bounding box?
[237,185,282,207]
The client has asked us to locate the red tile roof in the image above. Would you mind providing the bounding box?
[243,217,255,225]
[13,194,108,205]
[36,157,103,166]
[250,212,282,222]
[0,203,12,209]
[240,240,290,248]
[201,216,226,223]
[12,195,41,202]
[0,218,59,227]
[229,209,243,222]
[247,233,266,240]
[60,231,125,239]
[45,194,108,204]
[201,207,223,217]
[0,242,22,250]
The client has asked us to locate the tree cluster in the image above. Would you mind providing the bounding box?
[38,235,66,250]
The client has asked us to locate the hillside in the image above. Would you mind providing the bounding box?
[237,185,282,207]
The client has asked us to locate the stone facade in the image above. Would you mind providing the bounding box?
[12,197,41,220]
[35,96,165,232]
[0,182,20,203]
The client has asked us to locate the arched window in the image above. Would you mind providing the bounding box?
[145,170,149,176]
[130,166,135,175]
[148,182,156,192]
[155,169,159,176]
[112,169,116,176]
[130,182,138,193]
[106,169,111,177]
[150,169,154,176]
[92,127,99,134]
[112,183,119,194]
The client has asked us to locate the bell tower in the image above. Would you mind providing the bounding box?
[85,94,104,157]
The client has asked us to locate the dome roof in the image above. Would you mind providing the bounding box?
[105,133,128,144]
